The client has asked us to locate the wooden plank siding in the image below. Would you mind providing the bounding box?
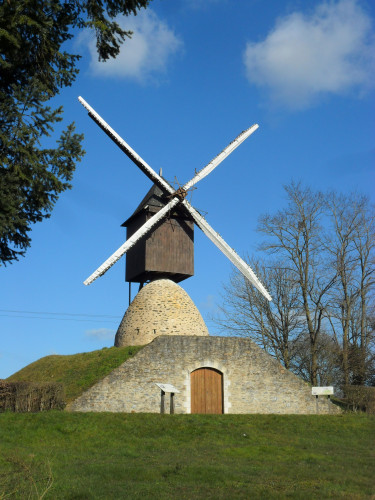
[145,216,194,274]
[125,209,194,283]
[191,368,223,414]
[125,214,147,281]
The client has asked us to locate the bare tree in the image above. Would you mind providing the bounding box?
[352,200,375,384]
[325,193,375,385]
[216,258,304,369]
[217,183,374,388]
[325,192,365,385]
[291,332,342,386]
[258,182,336,385]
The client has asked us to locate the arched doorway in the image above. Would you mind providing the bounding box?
[190,367,223,414]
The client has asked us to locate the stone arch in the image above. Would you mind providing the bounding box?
[182,361,231,414]
[190,367,223,414]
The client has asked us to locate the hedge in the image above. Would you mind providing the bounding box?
[0,380,65,412]
[343,385,375,414]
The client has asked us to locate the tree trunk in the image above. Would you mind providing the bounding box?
[359,287,367,385]
[342,305,350,386]
[310,338,318,386]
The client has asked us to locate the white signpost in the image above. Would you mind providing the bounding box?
[312,386,334,396]
[156,384,180,394]
[156,383,180,414]
[312,387,334,414]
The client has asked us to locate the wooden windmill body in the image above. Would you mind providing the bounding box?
[123,184,194,284]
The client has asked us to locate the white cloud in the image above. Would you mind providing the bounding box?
[243,0,375,109]
[85,328,115,340]
[83,10,183,82]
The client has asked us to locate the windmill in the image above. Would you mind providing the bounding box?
[79,96,272,302]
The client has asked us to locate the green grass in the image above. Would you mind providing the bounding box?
[0,413,373,499]
[6,346,143,403]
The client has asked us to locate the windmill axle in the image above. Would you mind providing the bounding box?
[172,186,187,202]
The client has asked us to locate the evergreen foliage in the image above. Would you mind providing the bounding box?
[0,0,150,264]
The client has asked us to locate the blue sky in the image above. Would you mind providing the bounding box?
[1,0,374,378]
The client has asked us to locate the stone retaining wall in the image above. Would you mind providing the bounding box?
[69,336,339,414]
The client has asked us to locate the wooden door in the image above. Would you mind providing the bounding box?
[191,368,223,414]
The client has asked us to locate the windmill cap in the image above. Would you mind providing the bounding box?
[122,184,167,226]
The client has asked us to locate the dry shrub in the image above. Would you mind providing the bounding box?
[343,385,375,414]
[0,380,65,412]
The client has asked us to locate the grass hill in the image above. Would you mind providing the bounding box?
[0,412,373,499]
[7,345,143,403]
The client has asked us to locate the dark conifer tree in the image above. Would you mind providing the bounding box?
[0,0,150,264]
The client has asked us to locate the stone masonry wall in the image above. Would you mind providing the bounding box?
[69,336,340,414]
[115,280,209,347]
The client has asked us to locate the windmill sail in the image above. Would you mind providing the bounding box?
[84,198,180,285]
[182,200,272,301]
[183,124,259,191]
[79,96,272,301]
[78,97,173,195]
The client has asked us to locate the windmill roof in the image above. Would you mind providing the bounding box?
[122,183,168,226]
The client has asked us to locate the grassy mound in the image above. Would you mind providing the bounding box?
[7,345,143,403]
[0,413,373,499]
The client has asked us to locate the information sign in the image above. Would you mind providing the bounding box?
[312,386,334,396]
[156,383,180,393]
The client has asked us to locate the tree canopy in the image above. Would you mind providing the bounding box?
[0,0,150,265]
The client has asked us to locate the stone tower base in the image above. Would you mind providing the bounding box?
[115,279,209,347]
